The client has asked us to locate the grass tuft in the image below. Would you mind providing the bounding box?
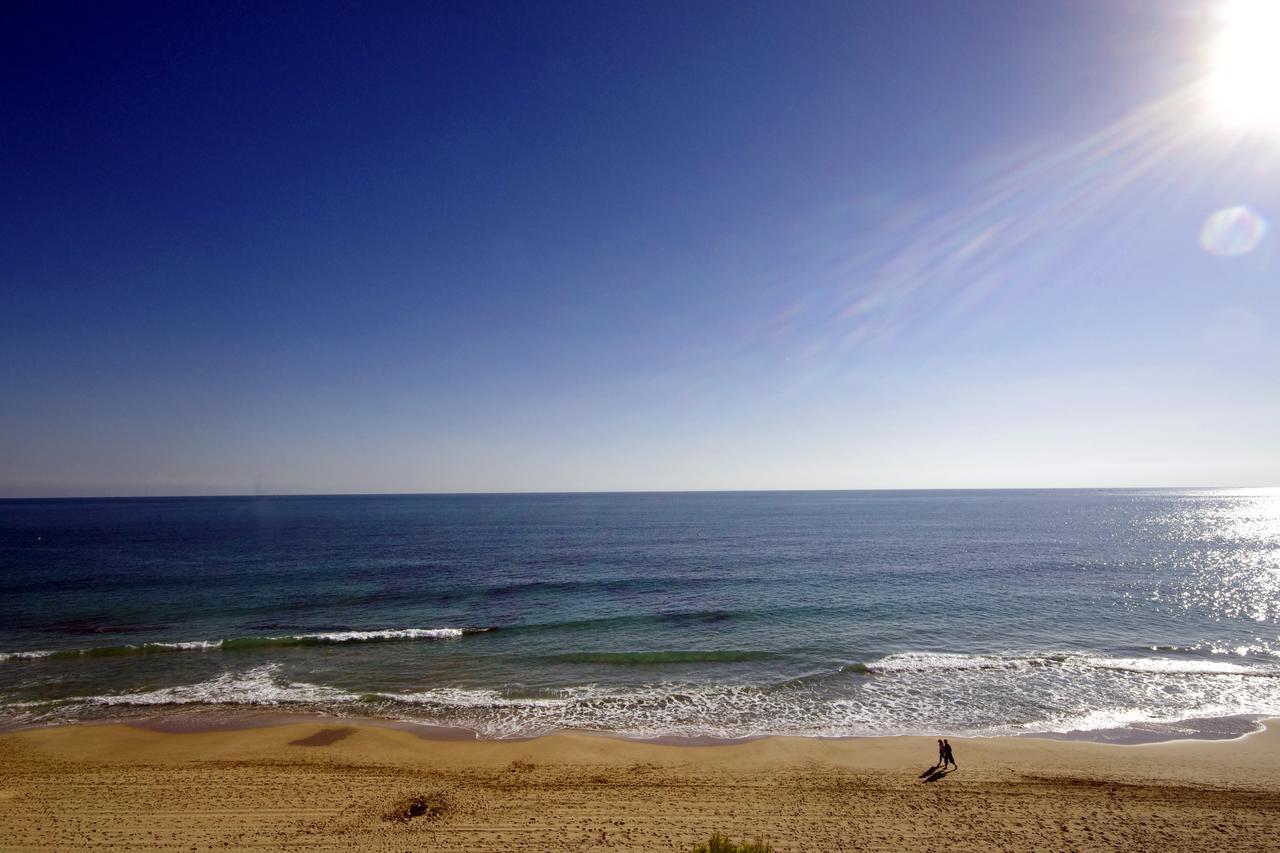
[690,832,774,852]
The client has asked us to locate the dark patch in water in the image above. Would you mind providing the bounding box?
[554,650,778,665]
[43,620,170,635]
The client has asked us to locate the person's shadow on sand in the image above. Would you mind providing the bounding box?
[919,765,955,783]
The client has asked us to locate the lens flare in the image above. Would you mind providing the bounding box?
[1199,205,1268,256]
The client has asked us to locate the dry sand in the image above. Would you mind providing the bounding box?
[3,717,1279,851]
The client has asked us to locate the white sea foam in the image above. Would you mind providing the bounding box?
[364,682,792,739]
[1086,656,1276,676]
[861,650,1280,678]
[0,627,473,661]
[864,651,1067,674]
[153,641,224,651]
[7,649,1280,740]
[83,665,358,707]
[0,650,56,661]
[297,628,465,642]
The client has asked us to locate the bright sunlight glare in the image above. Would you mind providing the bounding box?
[1207,0,1280,130]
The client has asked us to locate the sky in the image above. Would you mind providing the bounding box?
[2,0,1278,497]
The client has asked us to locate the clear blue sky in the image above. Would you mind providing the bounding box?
[3,1,1277,496]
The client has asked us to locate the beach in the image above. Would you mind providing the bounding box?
[3,718,1279,851]
[10,0,1280,847]
[5,492,1280,850]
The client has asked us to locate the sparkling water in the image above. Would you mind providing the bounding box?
[3,489,1278,740]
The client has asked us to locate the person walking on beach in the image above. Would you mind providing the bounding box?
[937,738,946,767]
[942,739,957,770]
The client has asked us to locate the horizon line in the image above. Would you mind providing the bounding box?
[2,484,1277,501]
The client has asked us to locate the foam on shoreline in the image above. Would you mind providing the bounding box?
[2,703,1270,747]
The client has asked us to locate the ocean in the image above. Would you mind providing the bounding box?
[2,489,1278,741]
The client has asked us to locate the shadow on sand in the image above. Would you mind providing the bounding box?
[289,726,355,746]
[919,765,956,783]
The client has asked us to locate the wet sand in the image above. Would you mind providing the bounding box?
[2,718,1279,851]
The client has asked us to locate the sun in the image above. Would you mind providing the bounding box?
[1206,0,1280,130]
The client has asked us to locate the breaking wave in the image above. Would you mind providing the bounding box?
[856,651,1280,678]
[0,627,486,662]
[6,648,1280,740]
[0,650,57,662]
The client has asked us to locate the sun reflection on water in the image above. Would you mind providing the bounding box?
[1136,491,1280,654]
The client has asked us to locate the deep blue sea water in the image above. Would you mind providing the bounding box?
[2,489,1279,739]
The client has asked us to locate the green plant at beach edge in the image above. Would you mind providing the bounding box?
[689,832,774,853]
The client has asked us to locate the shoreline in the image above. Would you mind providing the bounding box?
[3,717,1280,850]
[1,707,1269,746]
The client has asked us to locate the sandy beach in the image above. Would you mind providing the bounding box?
[2,718,1278,851]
